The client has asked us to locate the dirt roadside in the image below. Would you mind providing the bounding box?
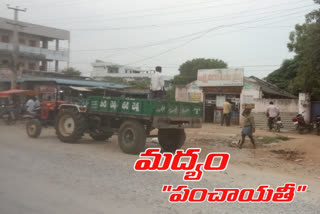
[184,124,320,177]
[180,124,320,202]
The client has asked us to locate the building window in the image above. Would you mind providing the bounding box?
[18,62,25,68]
[29,40,36,47]
[1,35,9,43]
[1,60,9,65]
[19,38,26,45]
[28,62,36,70]
[107,66,119,74]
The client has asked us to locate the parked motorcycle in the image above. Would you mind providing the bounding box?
[272,116,283,133]
[0,104,17,125]
[312,115,320,136]
[292,112,314,134]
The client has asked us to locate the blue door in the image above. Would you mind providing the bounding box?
[311,101,320,120]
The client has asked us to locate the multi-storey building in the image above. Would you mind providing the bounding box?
[0,17,70,73]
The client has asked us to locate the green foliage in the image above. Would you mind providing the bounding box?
[103,76,150,89]
[165,86,176,101]
[172,58,227,85]
[262,135,290,144]
[264,59,299,95]
[129,79,150,89]
[287,1,320,96]
[103,76,126,85]
[61,67,81,77]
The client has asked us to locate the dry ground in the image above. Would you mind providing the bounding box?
[184,124,320,178]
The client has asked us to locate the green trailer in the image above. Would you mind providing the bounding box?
[54,96,203,154]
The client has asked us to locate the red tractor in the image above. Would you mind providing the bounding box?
[25,100,66,138]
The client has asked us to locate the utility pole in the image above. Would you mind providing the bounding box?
[7,5,26,89]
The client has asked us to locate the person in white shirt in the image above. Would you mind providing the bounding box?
[266,101,280,131]
[150,66,165,99]
[34,96,41,108]
[25,97,36,113]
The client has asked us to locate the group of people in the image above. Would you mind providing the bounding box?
[25,96,41,114]
[149,66,283,150]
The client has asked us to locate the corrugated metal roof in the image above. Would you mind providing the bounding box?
[0,77,129,89]
[247,76,297,99]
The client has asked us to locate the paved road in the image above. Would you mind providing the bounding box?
[0,125,319,214]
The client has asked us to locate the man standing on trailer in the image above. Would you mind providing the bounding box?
[150,66,165,99]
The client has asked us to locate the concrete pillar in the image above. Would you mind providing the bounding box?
[55,61,59,72]
[67,39,70,68]
[41,60,47,71]
[55,39,59,72]
[202,91,206,122]
[298,93,311,123]
[55,39,59,50]
[42,39,48,49]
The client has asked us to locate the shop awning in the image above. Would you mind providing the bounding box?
[69,86,92,92]
[0,90,39,98]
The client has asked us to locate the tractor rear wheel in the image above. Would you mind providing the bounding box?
[55,111,86,143]
[26,119,42,138]
[118,120,146,154]
[158,129,186,153]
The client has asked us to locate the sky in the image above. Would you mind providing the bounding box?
[1,0,318,78]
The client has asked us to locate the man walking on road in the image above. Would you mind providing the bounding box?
[266,101,280,131]
[150,66,165,99]
[221,99,232,126]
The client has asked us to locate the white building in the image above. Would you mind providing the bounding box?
[0,17,70,73]
[91,60,155,79]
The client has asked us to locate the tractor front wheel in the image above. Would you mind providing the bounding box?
[55,111,86,143]
[26,119,42,138]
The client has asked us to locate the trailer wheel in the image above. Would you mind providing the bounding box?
[158,129,186,153]
[118,120,146,154]
[55,111,86,143]
[89,131,113,141]
[26,119,42,138]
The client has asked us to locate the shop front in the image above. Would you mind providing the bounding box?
[197,68,244,125]
[202,86,241,124]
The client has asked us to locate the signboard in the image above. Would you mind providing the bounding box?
[39,86,56,94]
[188,92,202,103]
[197,68,244,87]
[242,95,254,104]
[216,95,225,107]
[186,81,203,103]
